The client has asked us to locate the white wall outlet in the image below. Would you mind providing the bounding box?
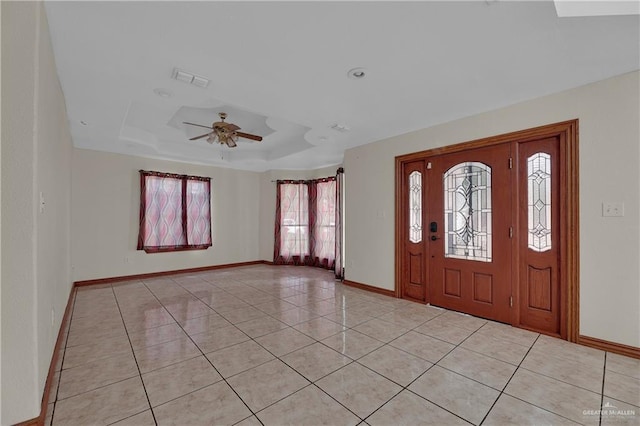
[602,202,624,217]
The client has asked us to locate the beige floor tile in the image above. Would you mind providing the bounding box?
[484,394,580,425]
[179,313,231,335]
[254,299,299,315]
[281,342,352,382]
[321,330,384,360]
[293,317,346,340]
[255,327,315,356]
[461,333,531,365]
[316,362,402,418]
[227,359,309,412]
[429,310,487,331]
[66,322,128,348]
[366,389,468,426]
[153,381,252,426]
[235,415,263,426]
[204,297,250,313]
[206,340,275,378]
[475,321,539,347]
[121,306,176,332]
[604,370,640,406]
[68,313,122,335]
[600,398,640,426]
[269,306,320,326]
[521,349,604,393]
[190,325,250,353]
[357,345,432,386]
[234,316,289,338]
[505,368,601,425]
[128,323,187,350]
[375,310,432,329]
[438,347,516,390]
[408,365,499,425]
[389,330,455,363]
[302,300,338,316]
[353,319,410,343]
[163,300,214,323]
[111,410,156,426]
[53,376,148,426]
[324,310,375,328]
[607,353,640,379]
[135,336,201,373]
[142,356,222,407]
[532,335,605,368]
[58,352,138,400]
[413,320,474,345]
[62,333,132,369]
[257,385,360,426]
[283,293,320,307]
[220,306,269,324]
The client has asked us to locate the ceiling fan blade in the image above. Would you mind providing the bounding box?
[183,122,213,130]
[227,123,241,131]
[236,131,263,142]
[190,133,210,141]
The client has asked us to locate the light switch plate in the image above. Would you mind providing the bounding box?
[602,202,624,217]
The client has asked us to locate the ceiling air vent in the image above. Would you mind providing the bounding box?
[171,68,210,88]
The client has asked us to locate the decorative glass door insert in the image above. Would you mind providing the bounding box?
[443,162,492,262]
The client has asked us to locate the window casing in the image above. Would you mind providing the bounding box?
[137,170,212,253]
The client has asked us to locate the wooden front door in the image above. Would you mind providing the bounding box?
[427,144,513,323]
[395,121,578,339]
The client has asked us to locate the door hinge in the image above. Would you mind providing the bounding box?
[509,227,513,238]
[508,157,513,169]
[510,296,513,307]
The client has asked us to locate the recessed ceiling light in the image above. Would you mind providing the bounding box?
[347,67,367,80]
[153,88,173,98]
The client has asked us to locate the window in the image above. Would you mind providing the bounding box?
[137,170,212,252]
[444,162,492,262]
[409,171,423,243]
[279,183,310,258]
[274,176,338,270]
[527,152,552,252]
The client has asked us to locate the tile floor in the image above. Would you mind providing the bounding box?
[46,265,639,425]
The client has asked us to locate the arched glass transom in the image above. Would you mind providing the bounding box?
[444,162,492,262]
[528,152,552,252]
[409,171,422,243]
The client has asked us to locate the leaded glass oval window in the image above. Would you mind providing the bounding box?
[528,152,552,252]
[444,162,492,262]
[409,171,422,243]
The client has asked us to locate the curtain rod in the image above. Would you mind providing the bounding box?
[270,168,344,183]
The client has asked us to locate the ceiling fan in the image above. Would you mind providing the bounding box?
[183,112,263,148]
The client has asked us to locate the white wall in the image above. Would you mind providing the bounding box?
[344,71,640,347]
[1,2,73,423]
[72,149,262,281]
[258,166,342,261]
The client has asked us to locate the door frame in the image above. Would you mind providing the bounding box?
[394,120,579,342]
